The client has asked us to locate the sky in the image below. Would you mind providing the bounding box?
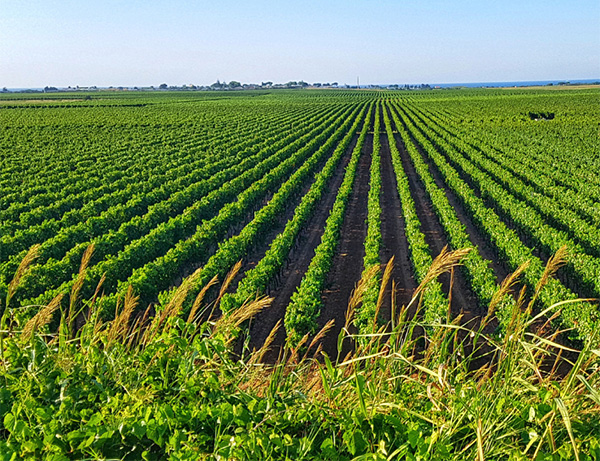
[1,0,599,87]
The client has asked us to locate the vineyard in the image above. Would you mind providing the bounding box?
[2,89,599,347]
[1,88,599,459]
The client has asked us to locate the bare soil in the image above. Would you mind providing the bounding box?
[497,84,600,90]
[246,134,360,360]
[317,133,372,358]
[388,112,480,320]
[378,130,417,319]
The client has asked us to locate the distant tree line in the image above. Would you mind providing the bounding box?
[1,81,440,94]
[152,80,341,91]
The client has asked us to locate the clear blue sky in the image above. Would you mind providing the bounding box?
[1,0,599,87]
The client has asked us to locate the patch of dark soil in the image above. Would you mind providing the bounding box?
[317,134,373,359]
[388,115,479,322]
[402,106,593,300]
[378,131,417,322]
[246,134,360,362]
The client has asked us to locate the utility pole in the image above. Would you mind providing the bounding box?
[357,76,359,89]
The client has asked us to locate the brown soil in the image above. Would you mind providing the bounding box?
[497,84,600,90]
[246,134,360,361]
[388,111,480,320]
[415,117,591,299]
[378,130,418,318]
[317,133,372,359]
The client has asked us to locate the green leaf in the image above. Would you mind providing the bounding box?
[408,429,420,449]
[555,398,579,461]
[132,421,146,439]
[233,404,249,425]
[3,413,14,431]
[344,429,367,456]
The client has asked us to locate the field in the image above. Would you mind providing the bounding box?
[1,88,599,459]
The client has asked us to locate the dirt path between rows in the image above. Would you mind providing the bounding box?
[388,112,480,320]
[393,104,580,372]
[317,133,372,359]
[399,115,511,285]
[378,130,418,321]
[246,134,360,360]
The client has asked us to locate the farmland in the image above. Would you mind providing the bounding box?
[1,88,599,459]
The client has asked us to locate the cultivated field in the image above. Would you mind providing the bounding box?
[1,89,598,348]
[1,88,599,459]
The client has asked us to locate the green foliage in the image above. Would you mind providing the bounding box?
[392,98,600,343]
[1,88,600,458]
[177,103,367,315]
[221,103,369,314]
[355,102,383,337]
[284,103,373,346]
[382,101,448,328]
[1,266,599,459]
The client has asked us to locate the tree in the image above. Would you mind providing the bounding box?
[159,83,168,90]
[228,81,241,89]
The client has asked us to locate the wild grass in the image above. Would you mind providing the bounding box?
[0,246,598,460]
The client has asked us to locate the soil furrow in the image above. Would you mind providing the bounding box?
[317,134,373,358]
[410,133,512,285]
[246,134,360,359]
[378,131,417,319]
[391,130,479,319]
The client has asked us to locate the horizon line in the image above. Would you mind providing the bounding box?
[3,77,600,92]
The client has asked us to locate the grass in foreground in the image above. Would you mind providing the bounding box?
[0,246,599,460]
